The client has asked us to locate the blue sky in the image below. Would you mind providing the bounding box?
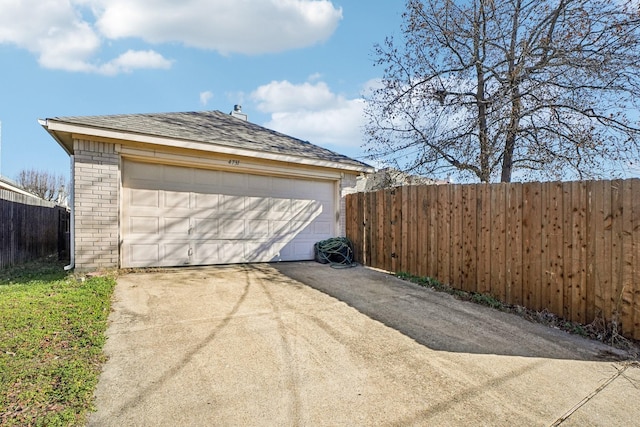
[0,0,404,181]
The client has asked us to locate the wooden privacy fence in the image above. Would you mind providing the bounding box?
[0,189,70,269]
[345,179,640,340]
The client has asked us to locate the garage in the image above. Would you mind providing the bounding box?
[40,110,372,271]
[121,160,335,267]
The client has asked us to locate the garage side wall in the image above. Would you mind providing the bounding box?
[73,139,120,270]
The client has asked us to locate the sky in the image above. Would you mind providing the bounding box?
[0,0,405,181]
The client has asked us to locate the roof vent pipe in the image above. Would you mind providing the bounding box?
[230,105,248,121]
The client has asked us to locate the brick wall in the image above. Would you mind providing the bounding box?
[73,139,120,270]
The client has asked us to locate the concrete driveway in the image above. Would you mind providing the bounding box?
[88,262,640,426]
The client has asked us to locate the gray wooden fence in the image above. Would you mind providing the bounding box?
[0,189,70,269]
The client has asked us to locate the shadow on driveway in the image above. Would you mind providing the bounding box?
[273,262,630,361]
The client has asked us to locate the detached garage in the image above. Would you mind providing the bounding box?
[40,110,372,270]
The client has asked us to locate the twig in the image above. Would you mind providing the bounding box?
[550,364,629,426]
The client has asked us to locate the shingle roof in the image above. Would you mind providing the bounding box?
[46,110,370,169]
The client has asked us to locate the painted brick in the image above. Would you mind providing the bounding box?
[73,138,120,271]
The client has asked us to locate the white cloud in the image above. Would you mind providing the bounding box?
[94,0,343,54]
[253,80,338,112]
[200,91,214,106]
[0,0,340,74]
[98,50,173,75]
[0,0,172,74]
[251,79,365,147]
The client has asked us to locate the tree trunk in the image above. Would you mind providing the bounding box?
[501,0,522,183]
[476,0,491,183]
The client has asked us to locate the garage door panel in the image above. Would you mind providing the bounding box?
[193,243,220,264]
[193,218,219,236]
[130,216,159,234]
[129,244,160,264]
[162,243,190,266]
[270,220,289,235]
[194,193,220,209]
[194,168,220,186]
[270,198,291,212]
[219,195,245,212]
[218,243,245,264]
[220,220,245,238]
[247,220,270,238]
[164,191,191,208]
[163,165,192,184]
[125,161,161,181]
[221,171,247,189]
[122,160,336,267]
[164,217,190,235]
[313,221,332,235]
[130,189,159,208]
[248,174,272,191]
[291,221,313,236]
[245,196,270,212]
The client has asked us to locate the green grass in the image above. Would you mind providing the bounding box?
[0,258,116,426]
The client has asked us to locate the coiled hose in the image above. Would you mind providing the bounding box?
[314,237,356,268]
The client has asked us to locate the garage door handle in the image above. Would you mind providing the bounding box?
[188,248,193,257]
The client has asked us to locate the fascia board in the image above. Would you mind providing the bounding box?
[44,120,374,174]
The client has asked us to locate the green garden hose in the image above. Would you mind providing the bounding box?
[314,237,356,268]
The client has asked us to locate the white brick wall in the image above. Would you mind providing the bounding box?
[73,139,120,270]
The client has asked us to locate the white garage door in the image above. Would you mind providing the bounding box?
[121,160,336,268]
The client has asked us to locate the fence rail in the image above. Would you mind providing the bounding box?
[346,179,640,340]
[0,189,69,269]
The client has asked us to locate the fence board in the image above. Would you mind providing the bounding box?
[587,181,604,323]
[364,192,373,265]
[562,183,574,319]
[356,192,365,263]
[345,178,640,341]
[632,179,640,340]
[426,185,439,278]
[611,180,624,326]
[621,179,635,337]
[539,183,549,312]
[477,184,492,294]
[390,188,401,272]
[418,186,429,277]
[376,190,385,269]
[347,193,361,263]
[506,184,523,305]
[601,181,613,321]
[546,183,564,315]
[490,185,507,301]
[522,182,542,310]
[410,186,419,275]
[437,185,451,285]
[1,190,69,269]
[577,182,588,323]
[451,185,464,288]
[400,186,410,272]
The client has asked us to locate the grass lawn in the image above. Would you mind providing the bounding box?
[0,258,116,426]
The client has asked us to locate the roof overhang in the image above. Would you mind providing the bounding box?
[0,179,39,198]
[39,118,374,174]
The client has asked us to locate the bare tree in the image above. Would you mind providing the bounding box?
[365,0,640,182]
[16,169,67,202]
